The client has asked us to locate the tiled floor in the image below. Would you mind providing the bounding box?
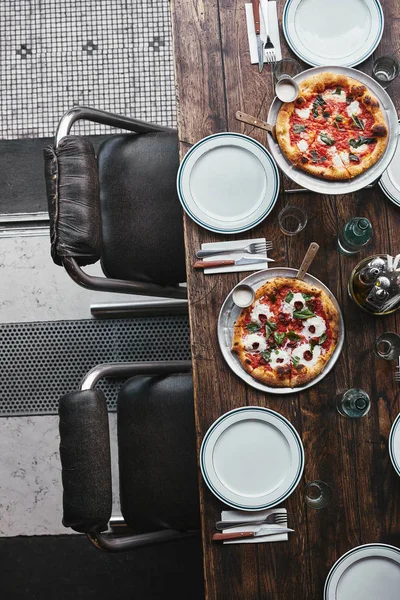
[0,0,176,139]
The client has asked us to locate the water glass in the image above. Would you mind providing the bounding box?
[374,332,400,360]
[372,55,399,88]
[304,481,331,509]
[336,388,370,419]
[278,205,307,236]
[273,58,302,82]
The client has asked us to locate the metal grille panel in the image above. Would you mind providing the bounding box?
[0,317,190,417]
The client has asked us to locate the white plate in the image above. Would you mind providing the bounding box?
[324,543,400,600]
[200,406,304,510]
[176,133,279,234]
[379,121,400,207]
[267,66,399,195]
[389,413,400,475]
[217,267,344,395]
[283,0,384,67]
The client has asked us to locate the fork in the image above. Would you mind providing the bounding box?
[395,358,400,382]
[260,1,276,64]
[215,512,291,531]
[196,241,272,258]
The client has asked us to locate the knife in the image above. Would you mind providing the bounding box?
[212,526,294,541]
[252,0,264,73]
[193,256,274,269]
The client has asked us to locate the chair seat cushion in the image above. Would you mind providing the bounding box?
[117,373,200,532]
[98,132,186,287]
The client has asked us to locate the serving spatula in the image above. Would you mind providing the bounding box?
[235,111,277,142]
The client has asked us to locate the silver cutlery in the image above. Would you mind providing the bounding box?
[213,525,293,541]
[193,256,273,269]
[196,241,272,258]
[216,511,289,530]
[260,0,276,64]
[252,0,264,72]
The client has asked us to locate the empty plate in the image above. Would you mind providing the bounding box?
[379,121,400,208]
[177,133,279,234]
[200,406,304,510]
[389,413,400,476]
[324,544,400,599]
[283,0,384,67]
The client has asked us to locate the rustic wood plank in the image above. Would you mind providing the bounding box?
[171,0,400,598]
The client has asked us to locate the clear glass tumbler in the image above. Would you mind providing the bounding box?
[273,58,302,82]
[372,55,399,88]
[278,205,307,236]
[374,332,400,360]
[336,388,371,419]
[304,481,331,509]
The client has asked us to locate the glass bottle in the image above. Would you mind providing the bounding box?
[336,389,371,418]
[348,255,400,315]
[337,217,372,256]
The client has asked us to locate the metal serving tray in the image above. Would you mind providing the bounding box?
[217,267,345,395]
[267,66,399,195]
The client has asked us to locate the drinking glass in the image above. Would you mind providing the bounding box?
[372,55,399,88]
[374,332,400,360]
[304,481,331,509]
[336,388,370,419]
[278,205,307,236]
[273,58,302,82]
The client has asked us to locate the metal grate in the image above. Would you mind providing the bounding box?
[0,317,191,417]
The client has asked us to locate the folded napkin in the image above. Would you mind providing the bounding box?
[221,507,288,545]
[245,0,282,65]
[201,238,269,275]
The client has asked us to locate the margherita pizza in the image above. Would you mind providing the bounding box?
[276,72,388,180]
[232,277,339,388]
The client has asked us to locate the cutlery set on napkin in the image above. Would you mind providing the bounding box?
[213,508,292,544]
[245,0,282,70]
[193,238,273,274]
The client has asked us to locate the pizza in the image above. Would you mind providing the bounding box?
[232,277,339,388]
[276,72,388,180]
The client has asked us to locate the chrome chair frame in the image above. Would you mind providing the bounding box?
[54,106,187,300]
[77,359,199,552]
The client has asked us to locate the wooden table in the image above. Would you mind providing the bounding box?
[171,2,400,598]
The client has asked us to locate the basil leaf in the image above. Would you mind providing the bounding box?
[269,294,277,303]
[265,320,277,338]
[293,124,306,133]
[333,87,342,95]
[349,153,360,162]
[335,115,343,122]
[314,94,326,107]
[351,114,365,130]
[320,156,327,162]
[319,333,327,345]
[274,349,279,355]
[246,323,261,333]
[302,294,312,301]
[287,330,301,341]
[320,133,335,146]
[349,136,377,148]
[310,339,317,351]
[322,111,330,119]
[292,355,300,368]
[274,332,286,346]
[312,107,319,118]
[293,308,315,320]
[260,350,271,362]
[346,94,354,105]
[311,150,319,163]
[285,290,294,303]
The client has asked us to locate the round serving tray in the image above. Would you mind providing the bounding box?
[267,66,399,195]
[217,267,345,395]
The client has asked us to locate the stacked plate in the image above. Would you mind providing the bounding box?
[283,0,384,67]
[379,121,400,208]
[200,406,304,510]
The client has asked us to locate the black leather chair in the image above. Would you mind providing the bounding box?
[44,106,187,299]
[59,360,201,552]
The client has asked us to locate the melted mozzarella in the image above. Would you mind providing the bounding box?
[302,316,326,340]
[346,100,361,117]
[299,132,310,140]
[323,89,346,103]
[292,343,322,368]
[270,349,291,369]
[350,143,367,154]
[244,333,267,352]
[332,152,344,168]
[339,150,350,165]
[250,300,273,325]
[281,292,307,316]
[295,107,310,119]
[297,139,309,152]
